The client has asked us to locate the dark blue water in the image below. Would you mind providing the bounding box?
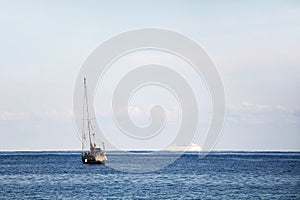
[0,151,299,199]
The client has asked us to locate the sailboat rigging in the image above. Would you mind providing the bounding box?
[81,77,107,164]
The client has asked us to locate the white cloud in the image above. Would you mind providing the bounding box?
[36,110,73,121]
[0,110,73,121]
[227,102,300,124]
[0,112,28,121]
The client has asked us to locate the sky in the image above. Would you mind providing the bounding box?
[0,0,299,151]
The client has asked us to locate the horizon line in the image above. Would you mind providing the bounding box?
[0,149,300,152]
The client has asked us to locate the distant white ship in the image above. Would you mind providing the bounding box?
[165,143,202,152]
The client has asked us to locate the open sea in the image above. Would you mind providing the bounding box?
[0,151,299,199]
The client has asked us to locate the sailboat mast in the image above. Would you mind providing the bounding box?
[84,77,94,151]
[82,89,85,155]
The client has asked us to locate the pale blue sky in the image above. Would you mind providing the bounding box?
[0,0,299,150]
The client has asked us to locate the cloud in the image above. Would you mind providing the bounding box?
[36,110,73,121]
[0,112,28,121]
[0,110,73,121]
[102,104,181,123]
[227,102,300,124]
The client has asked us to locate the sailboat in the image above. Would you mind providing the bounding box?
[81,77,107,164]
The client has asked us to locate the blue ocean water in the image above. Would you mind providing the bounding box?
[0,151,299,199]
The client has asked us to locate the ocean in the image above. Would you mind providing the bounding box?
[0,151,299,199]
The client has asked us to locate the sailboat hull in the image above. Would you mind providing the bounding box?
[82,153,106,165]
